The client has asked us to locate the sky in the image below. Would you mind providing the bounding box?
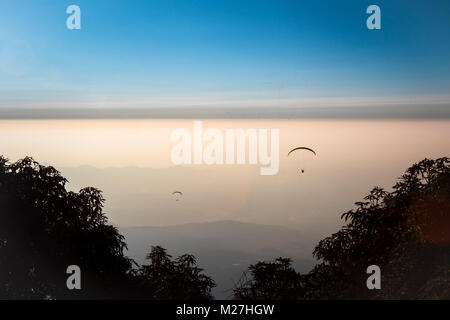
[0,0,449,109]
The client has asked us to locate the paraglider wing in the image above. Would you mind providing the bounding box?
[172,191,183,201]
[287,147,316,156]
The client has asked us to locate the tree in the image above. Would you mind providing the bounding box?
[233,258,303,300]
[135,246,215,300]
[0,156,215,299]
[234,157,450,299]
[0,156,134,299]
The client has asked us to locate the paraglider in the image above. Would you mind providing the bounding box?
[287,147,316,173]
[172,191,183,201]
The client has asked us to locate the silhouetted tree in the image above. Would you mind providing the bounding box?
[234,157,450,299]
[0,156,215,299]
[135,246,215,299]
[0,156,135,299]
[233,258,303,300]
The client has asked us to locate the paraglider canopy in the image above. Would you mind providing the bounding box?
[287,147,316,156]
[172,191,183,201]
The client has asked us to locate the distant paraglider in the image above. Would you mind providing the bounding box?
[288,147,316,173]
[172,191,183,201]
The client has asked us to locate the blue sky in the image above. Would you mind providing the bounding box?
[0,0,449,108]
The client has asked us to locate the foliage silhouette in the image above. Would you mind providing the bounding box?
[0,156,214,299]
[234,157,450,299]
[136,246,215,299]
[233,258,303,300]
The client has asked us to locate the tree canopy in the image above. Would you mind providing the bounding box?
[234,157,450,299]
[0,156,214,299]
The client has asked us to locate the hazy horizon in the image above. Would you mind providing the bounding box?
[2,118,448,235]
[0,102,449,120]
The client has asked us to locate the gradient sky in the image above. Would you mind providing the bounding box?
[1,0,449,108]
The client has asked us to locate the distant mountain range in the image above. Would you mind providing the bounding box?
[121,220,317,299]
